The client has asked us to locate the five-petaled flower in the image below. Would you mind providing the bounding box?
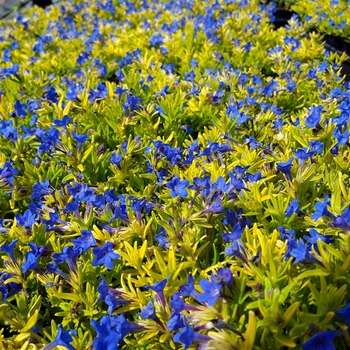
[44,324,77,350]
[92,242,121,270]
[166,176,189,197]
[197,279,222,306]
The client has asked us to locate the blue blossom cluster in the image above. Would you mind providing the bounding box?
[292,0,350,38]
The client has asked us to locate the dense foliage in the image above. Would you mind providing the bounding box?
[292,0,350,39]
[1,0,350,349]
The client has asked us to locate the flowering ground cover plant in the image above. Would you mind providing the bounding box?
[1,0,350,349]
[291,0,350,39]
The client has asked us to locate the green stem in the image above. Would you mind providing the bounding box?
[205,213,213,266]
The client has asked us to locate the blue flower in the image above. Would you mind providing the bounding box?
[189,176,211,197]
[64,198,79,213]
[334,129,349,146]
[305,105,323,128]
[92,331,121,350]
[179,274,198,298]
[222,223,244,243]
[54,115,71,128]
[131,198,153,224]
[245,172,264,183]
[197,279,221,306]
[94,61,107,77]
[92,242,121,270]
[66,84,78,101]
[225,241,248,264]
[202,197,225,214]
[332,207,350,230]
[45,87,58,104]
[89,82,108,102]
[0,161,18,183]
[154,105,166,116]
[77,184,95,202]
[166,176,189,197]
[173,318,196,350]
[105,294,131,315]
[228,172,248,192]
[0,120,17,141]
[304,228,334,246]
[272,118,286,131]
[277,158,293,181]
[285,199,300,218]
[293,148,314,167]
[288,239,320,265]
[44,324,76,350]
[302,331,336,350]
[245,136,263,149]
[335,302,350,329]
[0,239,18,261]
[77,51,89,65]
[184,70,196,82]
[109,203,130,224]
[53,246,80,273]
[213,176,229,193]
[150,33,164,47]
[170,293,186,313]
[289,239,309,264]
[31,180,53,201]
[22,243,41,274]
[91,314,133,350]
[71,230,97,253]
[259,79,279,97]
[138,300,160,323]
[110,152,123,167]
[15,209,36,228]
[0,272,21,302]
[173,318,210,350]
[14,100,27,118]
[97,275,110,302]
[222,208,251,228]
[284,36,301,51]
[0,219,9,234]
[3,48,11,62]
[72,132,89,151]
[145,278,167,294]
[167,312,185,331]
[22,252,39,274]
[311,195,335,221]
[155,227,171,249]
[145,278,168,307]
[122,94,142,115]
[212,268,233,286]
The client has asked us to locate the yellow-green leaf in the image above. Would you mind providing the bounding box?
[296,269,330,280]
[21,310,39,333]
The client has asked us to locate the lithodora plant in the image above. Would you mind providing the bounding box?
[0,0,350,349]
[292,0,350,40]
